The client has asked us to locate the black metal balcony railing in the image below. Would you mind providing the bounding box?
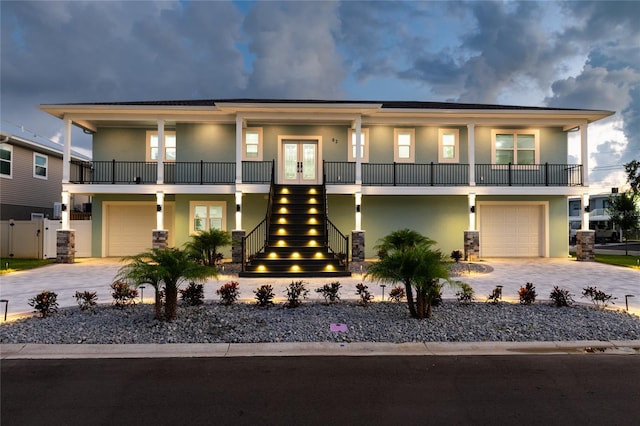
[475,163,583,186]
[324,161,469,186]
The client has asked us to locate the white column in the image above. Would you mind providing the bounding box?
[61,190,70,230]
[156,119,165,184]
[468,192,476,231]
[236,115,244,184]
[62,116,72,183]
[235,191,243,230]
[156,191,164,230]
[582,192,590,231]
[355,192,362,231]
[355,116,362,185]
[467,123,476,186]
[580,123,589,187]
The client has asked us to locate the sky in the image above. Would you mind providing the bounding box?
[1,0,639,194]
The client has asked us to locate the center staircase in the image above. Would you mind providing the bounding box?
[240,183,351,277]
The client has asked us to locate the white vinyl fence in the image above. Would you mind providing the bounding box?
[1,219,92,259]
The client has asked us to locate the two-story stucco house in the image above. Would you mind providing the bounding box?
[40,99,613,273]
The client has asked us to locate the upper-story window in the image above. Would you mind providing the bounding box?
[394,128,415,163]
[348,128,369,162]
[438,129,459,163]
[491,129,539,165]
[0,143,12,178]
[147,131,176,162]
[33,153,48,179]
[243,128,263,161]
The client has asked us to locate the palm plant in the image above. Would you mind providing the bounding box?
[184,228,232,266]
[366,229,449,319]
[118,247,217,321]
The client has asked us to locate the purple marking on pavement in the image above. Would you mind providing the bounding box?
[330,323,348,332]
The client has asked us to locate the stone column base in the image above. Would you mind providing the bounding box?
[576,230,595,261]
[152,229,169,250]
[56,229,75,263]
[464,230,480,261]
[351,231,365,262]
[231,230,245,264]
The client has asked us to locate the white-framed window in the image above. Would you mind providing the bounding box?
[438,128,459,163]
[33,153,48,179]
[348,128,369,162]
[189,201,226,234]
[491,129,539,165]
[242,128,263,161]
[1,143,13,178]
[147,130,176,162]
[394,128,415,163]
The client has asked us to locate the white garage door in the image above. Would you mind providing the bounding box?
[106,203,174,257]
[479,204,544,257]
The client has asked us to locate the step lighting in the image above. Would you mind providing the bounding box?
[268,252,278,259]
[325,264,335,271]
[278,218,287,224]
[314,252,324,258]
[308,229,318,235]
[307,240,318,246]
[308,188,317,194]
[281,188,290,194]
[277,240,287,246]
[309,208,318,214]
[280,197,288,203]
[308,198,317,204]
[279,207,288,214]
[308,218,317,224]
[257,265,267,272]
[291,252,301,259]
[290,265,301,272]
[277,228,287,235]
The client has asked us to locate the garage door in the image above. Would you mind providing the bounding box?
[479,204,544,257]
[106,203,174,257]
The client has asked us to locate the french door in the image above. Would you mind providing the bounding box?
[281,140,319,184]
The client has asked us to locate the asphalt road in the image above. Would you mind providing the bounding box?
[2,355,639,425]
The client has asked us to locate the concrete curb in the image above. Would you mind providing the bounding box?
[2,340,639,359]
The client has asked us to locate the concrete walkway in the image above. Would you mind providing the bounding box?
[1,256,639,319]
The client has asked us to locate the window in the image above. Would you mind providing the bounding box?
[394,128,415,163]
[491,129,539,165]
[189,201,226,234]
[33,153,48,179]
[348,128,369,162]
[243,128,263,161]
[438,129,459,163]
[1,144,12,177]
[147,131,176,162]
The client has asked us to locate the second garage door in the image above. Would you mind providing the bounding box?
[105,203,174,257]
[479,204,544,257]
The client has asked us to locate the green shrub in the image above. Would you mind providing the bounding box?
[216,281,240,305]
[518,282,537,305]
[28,290,59,317]
[455,282,475,304]
[549,286,573,307]
[582,286,616,309]
[487,285,503,304]
[74,291,98,311]
[355,283,374,306]
[450,250,463,262]
[179,282,204,306]
[388,285,405,302]
[315,281,341,304]
[284,281,308,308]
[254,284,275,307]
[110,281,138,307]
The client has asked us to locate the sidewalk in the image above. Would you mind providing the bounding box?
[1,256,639,319]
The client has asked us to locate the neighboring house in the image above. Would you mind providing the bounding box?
[40,99,612,274]
[569,193,628,243]
[0,125,91,220]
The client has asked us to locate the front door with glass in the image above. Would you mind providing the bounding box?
[282,140,318,184]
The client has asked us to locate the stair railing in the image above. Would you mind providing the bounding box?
[241,160,275,272]
[322,166,349,271]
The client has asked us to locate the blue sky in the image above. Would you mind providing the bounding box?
[1,0,639,193]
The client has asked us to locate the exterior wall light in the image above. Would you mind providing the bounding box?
[470,206,475,213]
[584,206,590,213]
[156,204,162,212]
[236,204,241,212]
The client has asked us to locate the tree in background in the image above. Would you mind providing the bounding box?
[625,160,640,194]
[607,191,640,255]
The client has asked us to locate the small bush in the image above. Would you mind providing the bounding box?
[518,282,537,305]
[74,291,98,311]
[388,285,405,302]
[179,282,204,306]
[28,290,59,317]
[549,286,573,307]
[450,250,463,262]
[254,284,275,307]
[315,281,342,304]
[110,281,138,307]
[284,281,308,308]
[217,281,240,305]
[455,282,475,304]
[487,285,503,304]
[430,287,443,307]
[582,286,616,309]
[355,283,374,306]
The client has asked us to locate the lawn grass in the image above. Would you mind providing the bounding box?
[593,253,640,270]
[0,258,56,274]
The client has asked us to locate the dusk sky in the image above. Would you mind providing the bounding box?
[1,0,639,194]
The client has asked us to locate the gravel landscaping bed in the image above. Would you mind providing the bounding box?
[2,300,638,344]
